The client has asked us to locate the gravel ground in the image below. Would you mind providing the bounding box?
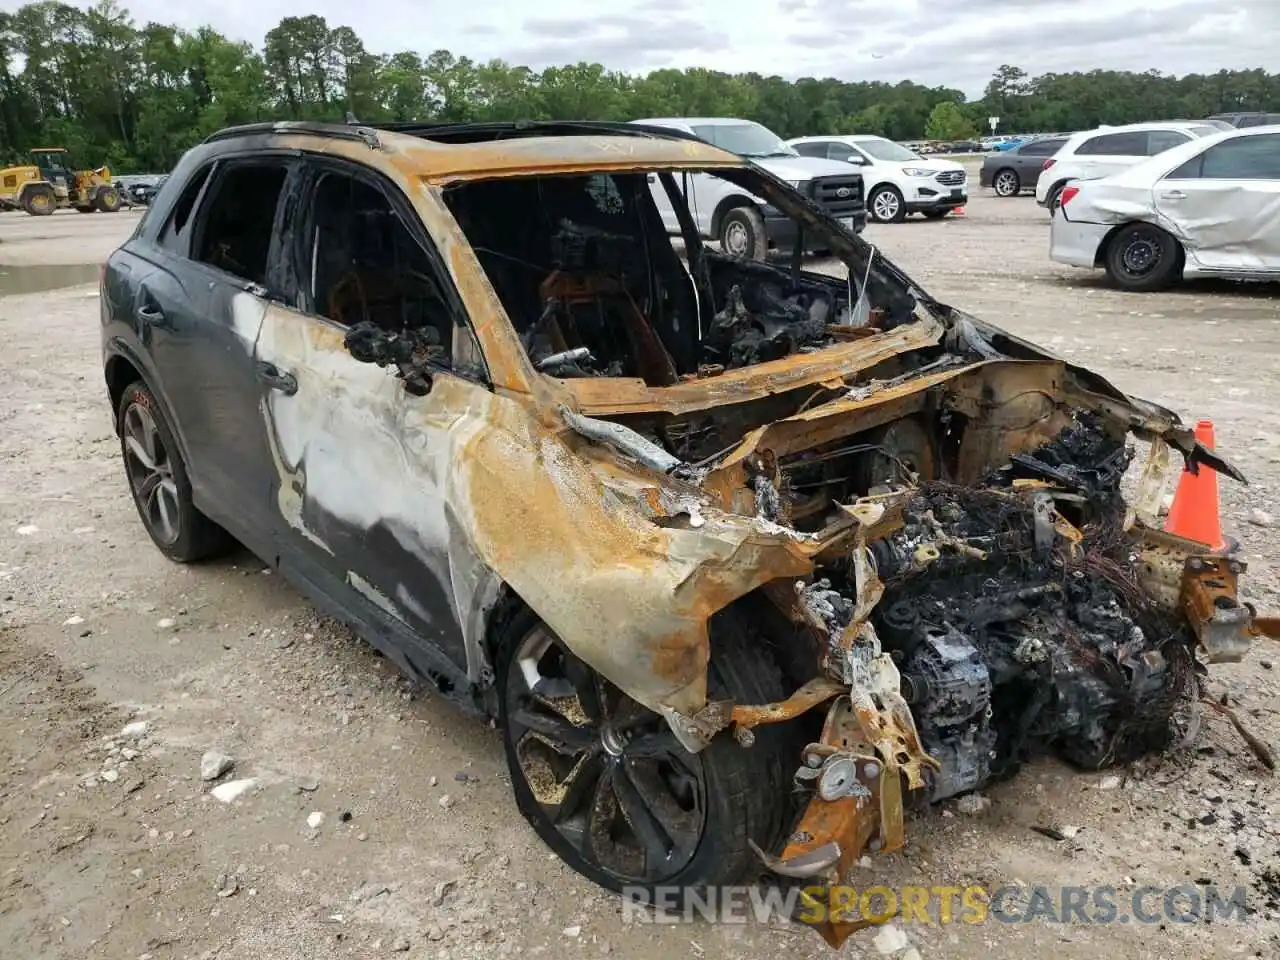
[2,192,1279,960]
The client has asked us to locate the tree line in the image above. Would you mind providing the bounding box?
[2,1,1278,173]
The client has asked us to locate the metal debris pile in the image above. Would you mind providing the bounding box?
[863,414,1196,801]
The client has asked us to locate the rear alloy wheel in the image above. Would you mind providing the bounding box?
[718,206,767,260]
[868,185,906,223]
[117,381,234,562]
[1104,223,1181,292]
[498,605,795,897]
[993,169,1021,197]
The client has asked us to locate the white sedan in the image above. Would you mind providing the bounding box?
[1049,124,1280,291]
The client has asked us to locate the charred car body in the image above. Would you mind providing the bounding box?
[101,118,1273,947]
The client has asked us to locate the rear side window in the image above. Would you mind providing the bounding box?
[1075,132,1149,156]
[158,165,212,254]
[1201,134,1280,179]
[1018,138,1062,157]
[792,141,827,158]
[192,163,289,285]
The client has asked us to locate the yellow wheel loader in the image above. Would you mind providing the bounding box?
[0,148,122,216]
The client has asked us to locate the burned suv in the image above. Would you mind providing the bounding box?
[101,119,1267,947]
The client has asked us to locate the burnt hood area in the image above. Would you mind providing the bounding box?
[442,169,918,386]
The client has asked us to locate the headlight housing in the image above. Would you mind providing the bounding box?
[902,167,936,178]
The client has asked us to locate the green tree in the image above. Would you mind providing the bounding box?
[1,4,1278,173]
[924,100,976,140]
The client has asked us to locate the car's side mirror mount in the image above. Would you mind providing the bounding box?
[343,320,441,395]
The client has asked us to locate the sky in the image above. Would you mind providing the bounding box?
[7,0,1278,98]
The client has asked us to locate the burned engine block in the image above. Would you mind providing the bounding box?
[866,416,1194,801]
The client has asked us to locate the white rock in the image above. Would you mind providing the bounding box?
[307,811,325,829]
[100,769,119,783]
[121,748,139,760]
[200,751,235,782]
[210,778,257,803]
[438,794,455,810]
[902,950,923,960]
[63,615,85,626]
[16,524,38,536]
[1098,775,1122,790]
[562,925,581,938]
[1248,508,1274,528]
[120,721,149,738]
[156,618,176,629]
[389,937,410,952]
[1061,825,1081,839]
[955,793,990,815]
[872,922,909,955]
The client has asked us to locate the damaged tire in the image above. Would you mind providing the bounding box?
[116,381,234,562]
[497,603,794,899]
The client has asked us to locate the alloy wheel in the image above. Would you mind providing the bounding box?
[871,189,900,222]
[994,171,1019,197]
[505,626,707,884]
[122,401,181,546]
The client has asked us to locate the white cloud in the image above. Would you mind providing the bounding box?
[5,0,1277,97]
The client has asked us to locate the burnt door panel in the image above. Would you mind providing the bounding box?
[253,301,477,673]
[161,158,299,536]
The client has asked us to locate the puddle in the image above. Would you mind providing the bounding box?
[0,262,100,296]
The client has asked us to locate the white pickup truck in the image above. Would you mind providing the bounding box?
[632,117,868,259]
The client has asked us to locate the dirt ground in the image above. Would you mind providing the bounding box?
[2,188,1279,960]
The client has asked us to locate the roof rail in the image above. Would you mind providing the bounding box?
[203,121,381,149]
[359,118,705,145]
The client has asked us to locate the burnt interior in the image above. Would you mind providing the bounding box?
[442,169,915,384]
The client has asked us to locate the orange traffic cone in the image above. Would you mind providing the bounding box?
[1164,418,1228,551]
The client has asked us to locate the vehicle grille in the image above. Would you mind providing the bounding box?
[806,175,865,217]
[936,170,965,186]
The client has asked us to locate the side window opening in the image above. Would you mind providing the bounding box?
[442,167,913,386]
[159,165,212,254]
[1145,130,1190,156]
[193,163,288,285]
[307,170,482,378]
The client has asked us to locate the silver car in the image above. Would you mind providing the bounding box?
[1049,124,1280,290]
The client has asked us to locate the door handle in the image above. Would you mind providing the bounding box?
[255,361,298,396]
[136,303,168,326]
[1159,190,1186,200]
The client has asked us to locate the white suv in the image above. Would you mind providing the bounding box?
[1035,121,1223,209]
[787,135,968,222]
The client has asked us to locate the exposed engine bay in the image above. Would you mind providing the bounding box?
[442,169,915,385]
[801,414,1194,804]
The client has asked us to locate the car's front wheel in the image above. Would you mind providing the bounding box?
[868,185,906,223]
[993,168,1020,197]
[117,380,234,562]
[1103,223,1182,292]
[497,604,794,898]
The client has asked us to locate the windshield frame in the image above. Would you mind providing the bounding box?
[690,122,798,159]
